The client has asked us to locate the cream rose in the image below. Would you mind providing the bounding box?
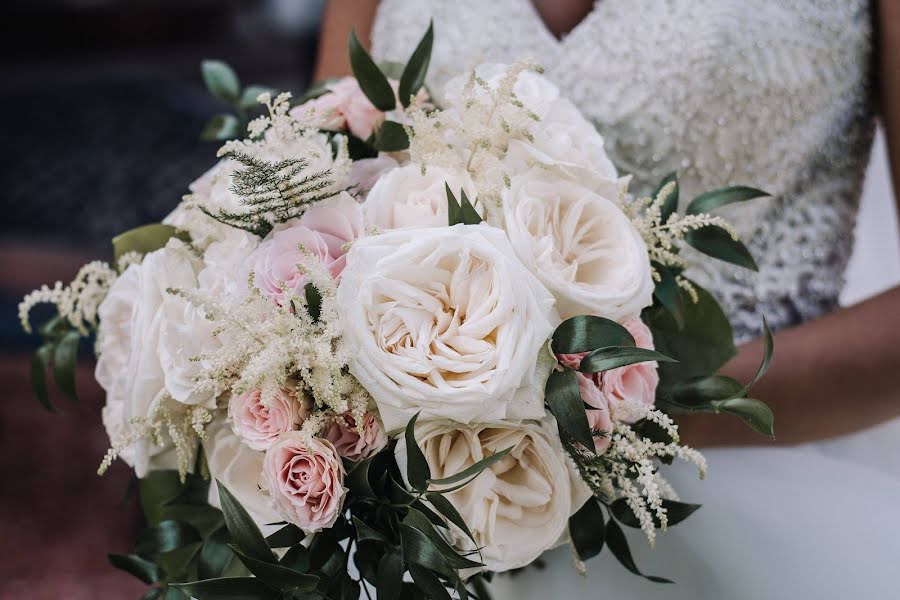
[396,417,589,572]
[336,225,558,432]
[262,433,347,532]
[502,168,654,322]
[204,418,283,536]
[363,164,479,230]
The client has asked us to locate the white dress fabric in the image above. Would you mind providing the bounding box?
[372,1,900,597]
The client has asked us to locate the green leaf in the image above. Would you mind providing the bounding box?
[279,543,310,573]
[201,60,241,103]
[458,189,483,224]
[711,397,775,437]
[304,282,322,322]
[610,498,701,529]
[729,316,773,400]
[605,518,672,584]
[687,185,768,215]
[578,346,675,374]
[545,369,595,450]
[408,564,452,600]
[376,549,404,600]
[108,553,164,584]
[159,504,224,538]
[135,520,201,559]
[644,282,736,385]
[446,184,462,226]
[201,114,241,141]
[671,375,743,406]
[239,85,274,110]
[551,315,635,354]
[426,447,511,487]
[398,21,434,107]
[568,498,606,561]
[402,508,482,571]
[425,492,479,549]
[216,480,277,564]
[265,523,305,549]
[371,120,410,151]
[140,471,184,525]
[230,546,319,591]
[352,517,391,545]
[653,172,680,224]
[171,577,278,600]
[198,527,234,580]
[404,413,431,491]
[652,263,684,330]
[345,455,376,498]
[685,225,758,271]
[52,330,80,402]
[31,344,56,413]
[348,29,396,111]
[113,224,190,264]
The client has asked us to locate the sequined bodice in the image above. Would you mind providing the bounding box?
[372,0,876,339]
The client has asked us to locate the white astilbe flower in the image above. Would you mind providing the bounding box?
[19,260,117,335]
[566,405,706,547]
[406,61,542,221]
[169,252,371,432]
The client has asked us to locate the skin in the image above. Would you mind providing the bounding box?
[315,0,900,446]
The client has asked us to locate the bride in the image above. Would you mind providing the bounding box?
[315,1,900,597]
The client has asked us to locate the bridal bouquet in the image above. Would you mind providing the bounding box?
[19,24,774,599]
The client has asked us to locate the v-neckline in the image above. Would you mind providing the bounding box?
[525,0,603,45]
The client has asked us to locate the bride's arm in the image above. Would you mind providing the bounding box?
[680,2,900,447]
[314,0,382,81]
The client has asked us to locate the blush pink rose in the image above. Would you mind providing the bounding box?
[291,77,385,140]
[324,411,388,461]
[247,193,363,304]
[555,318,659,425]
[262,433,346,532]
[228,387,312,451]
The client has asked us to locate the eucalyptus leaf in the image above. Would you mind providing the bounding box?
[201,60,241,103]
[31,344,56,413]
[653,171,679,224]
[568,498,606,561]
[201,114,241,142]
[404,413,431,491]
[135,520,201,559]
[398,21,434,107]
[52,330,80,402]
[605,519,672,584]
[239,85,274,110]
[687,185,768,215]
[230,545,319,591]
[371,120,409,151]
[348,30,396,111]
[112,224,190,264]
[545,368,595,450]
[552,315,635,354]
[610,498,701,529]
[216,480,277,564]
[685,225,758,271]
[578,346,675,374]
[171,576,278,600]
[108,553,164,584]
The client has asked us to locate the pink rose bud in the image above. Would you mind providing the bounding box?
[324,411,388,461]
[600,318,659,423]
[228,387,311,451]
[291,77,386,141]
[262,433,347,532]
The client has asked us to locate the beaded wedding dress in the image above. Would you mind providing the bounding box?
[372,0,900,596]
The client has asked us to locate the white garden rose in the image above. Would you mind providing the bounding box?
[336,225,558,432]
[502,168,654,322]
[203,418,283,536]
[442,63,560,119]
[396,416,590,572]
[505,98,618,182]
[96,239,203,476]
[363,163,479,230]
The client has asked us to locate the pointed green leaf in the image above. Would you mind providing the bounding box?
[551,315,635,354]
[279,543,310,573]
[201,60,241,103]
[425,492,479,549]
[653,172,680,224]
[685,225,758,271]
[408,564,452,600]
[446,184,462,226]
[376,549,404,599]
[53,330,80,402]
[426,447,511,487]
[458,189,483,225]
[345,455,376,498]
[348,30,396,111]
[216,480,277,563]
[171,576,278,600]
[198,527,234,580]
[230,546,319,591]
[610,498,701,529]
[578,346,675,374]
[135,520,201,559]
[398,21,434,107]
[402,508,482,570]
[265,523,305,549]
[404,413,431,491]
[239,85,274,110]
[352,517,391,545]
[545,368,595,450]
[568,498,605,561]
[671,375,744,406]
[108,553,164,584]
[371,120,410,151]
[652,263,684,330]
[605,518,673,583]
[711,397,775,437]
[304,282,322,322]
[201,114,241,141]
[31,344,56,413]
[113,224,190,264]
[728,316,773,400]
[687,186,768,215]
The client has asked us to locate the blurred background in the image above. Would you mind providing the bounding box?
[0,1,897,598]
